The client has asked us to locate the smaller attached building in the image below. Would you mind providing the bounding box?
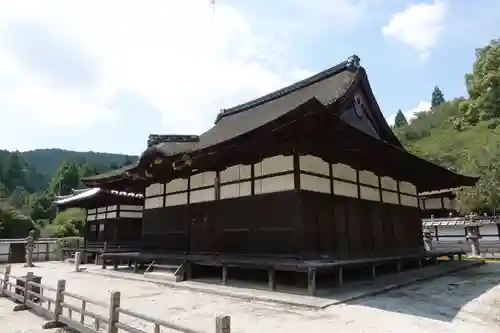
[420,188,500,242]
[54,188,144,252]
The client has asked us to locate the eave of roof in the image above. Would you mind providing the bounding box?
[53,188,143,207]
[215,57,354,122]
[81,163,137,182]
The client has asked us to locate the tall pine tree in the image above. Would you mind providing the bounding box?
[431,85,445,107]
[394,109,408,128]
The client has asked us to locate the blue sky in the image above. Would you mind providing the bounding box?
[0,0,498,155]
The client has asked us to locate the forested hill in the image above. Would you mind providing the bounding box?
[20,149,137,183]
[393,39,500,215]
[0,148,138,239]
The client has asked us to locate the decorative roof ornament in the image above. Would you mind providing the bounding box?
[347,55,361,69]
[147,134,199,148]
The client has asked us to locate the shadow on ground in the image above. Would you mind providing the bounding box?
[349,263,500,323]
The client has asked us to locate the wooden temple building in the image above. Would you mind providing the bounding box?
[419,188,457,219]
[53,187,144,260]
[74,55,478,292]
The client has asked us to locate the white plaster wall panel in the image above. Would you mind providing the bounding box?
[165,178,188,193]
[218,164,251,183]
[260,174,294,194]
[190,187,215,203]
[358,170,379,187]
[145,183,164,197]
[220,183,239,199]
[401,194,418,207]
[254,161,263,178]
[480,225,499,240]
[88,208,97,214]
[333,164,357,182]
[220,181,252,199]
[443,198,455,210]
[254,178,262,194]
[382,190,399,204]
[202,172,217,187]
[106,211,118,219]
[119,211,143,219]
[165,193,188,207]
[97,207,107,213]
[87,215,96,221]
[144,196,164,210]
[300,174,330,193]
[190,172,216,188]
[425,198,442,210]
[107,205,118,212]
[399,181,417,195]
[220,165,240,183]
[437,227,465,242]
[239,181,252,197]
[333,180,358,198]
[380,177,398,191]
[360,185,380,202]
[96,213,106,220]
[119,205,143,211]
[261,155,294,176]
[239,165,252,179]
[299,155,329,176]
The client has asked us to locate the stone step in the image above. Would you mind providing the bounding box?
[143,271,182,282]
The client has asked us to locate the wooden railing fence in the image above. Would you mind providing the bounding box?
[0,265,230,333]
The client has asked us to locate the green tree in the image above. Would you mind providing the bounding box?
[460,39,500,124]
[431,85,445,108]
[49,161,81,196]
[0,200,38,238]
[394,109,408,128]
[42,208,85,238]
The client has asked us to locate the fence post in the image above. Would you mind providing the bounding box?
[42,279,66,329]
[13,271,33,311]
[0,264,11,297]
[215,315,230,333]
[45,243,50,261]
[108,291,121,333]
[74,251,81,272]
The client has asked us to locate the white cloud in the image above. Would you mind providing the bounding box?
[382,0,447,62]
[387,101,431,126]
[0,0,367,153]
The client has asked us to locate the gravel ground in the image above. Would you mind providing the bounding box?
[1,262,500,333]
[0,297,57,333]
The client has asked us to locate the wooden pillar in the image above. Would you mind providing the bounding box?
[371,265,376,279]
[268,268,276,291]
[307,268,316,296]
[83,210,89,263]
[338,267,343,287]
[222,265,228,285]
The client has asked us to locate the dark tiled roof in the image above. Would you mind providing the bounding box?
[215,58,353,122]
[144,58,359,160]
[81,163,137,182]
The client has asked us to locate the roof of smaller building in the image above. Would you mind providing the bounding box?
[53,187,143,208]
[422,216,499,227]
[419,188,456,199]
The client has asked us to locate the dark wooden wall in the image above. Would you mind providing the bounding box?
[141,190,423,258]
[300,190,423,259]
[141,191,301,256]
[87,219,142,244]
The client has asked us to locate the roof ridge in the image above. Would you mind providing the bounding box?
[214,55,361,123]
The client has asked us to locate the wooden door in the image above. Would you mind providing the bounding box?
[190,202,215,254]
